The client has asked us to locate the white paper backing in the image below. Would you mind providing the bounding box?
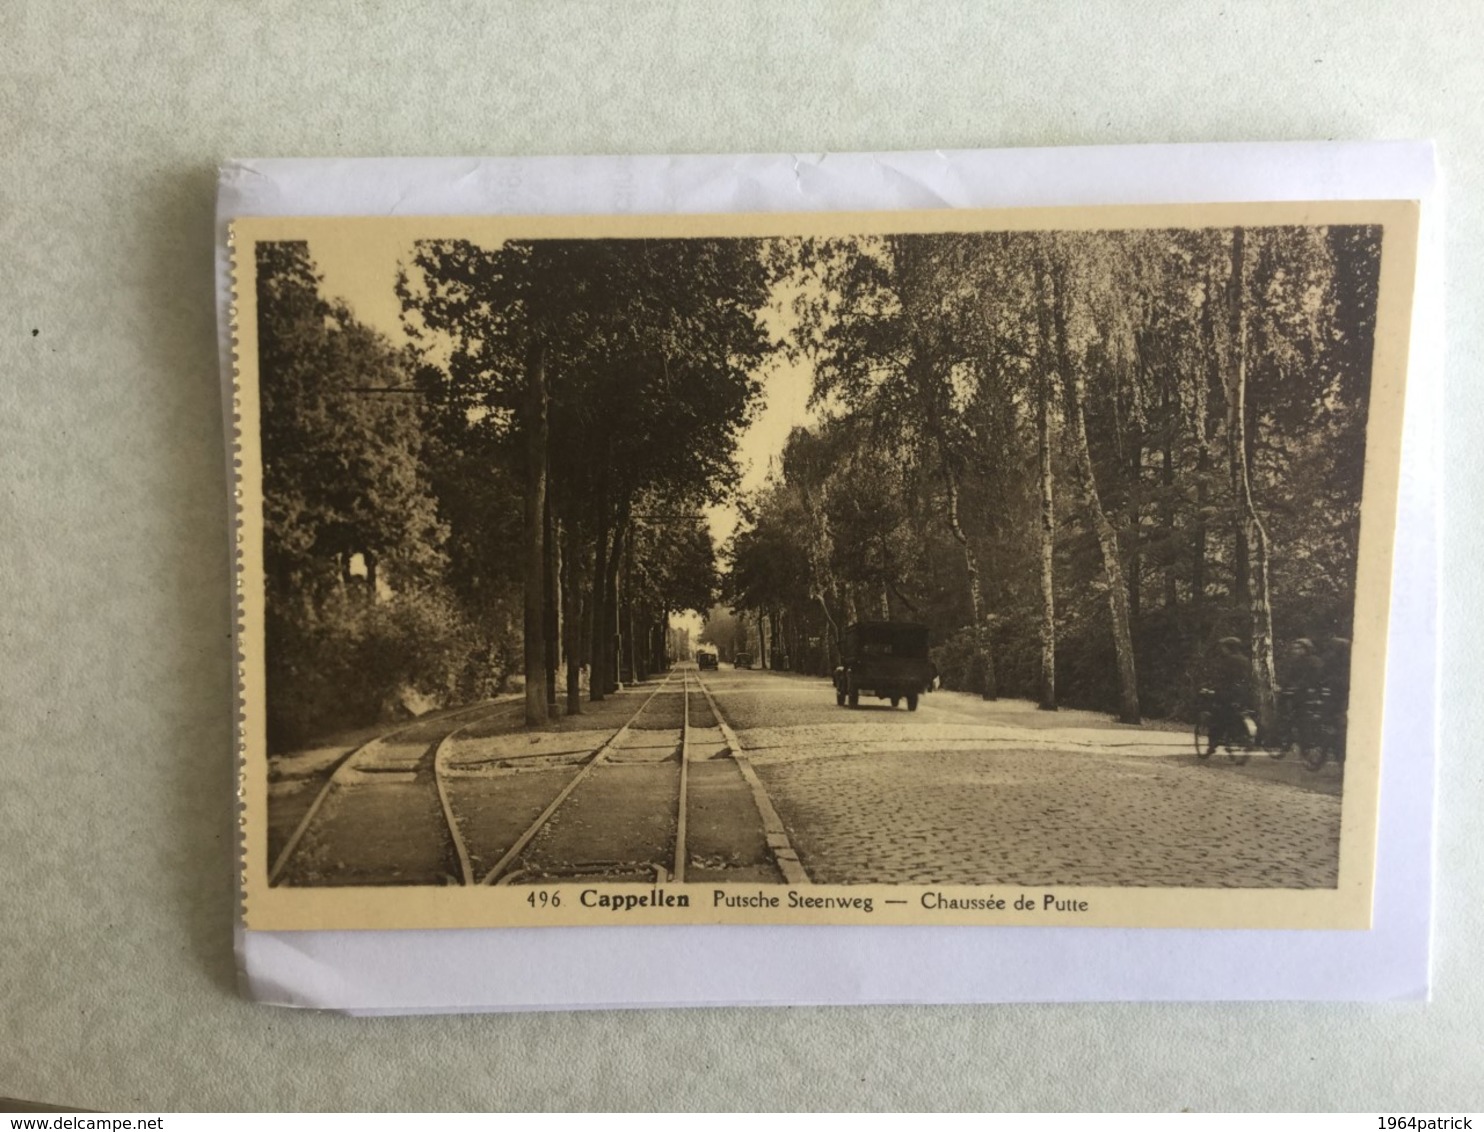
[218,142,1440,1010]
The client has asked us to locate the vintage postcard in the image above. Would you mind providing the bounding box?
[232,200,1418,932]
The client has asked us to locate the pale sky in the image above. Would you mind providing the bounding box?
[703,287,817,549]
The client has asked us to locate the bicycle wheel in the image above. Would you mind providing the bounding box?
[1194,717,1212,759]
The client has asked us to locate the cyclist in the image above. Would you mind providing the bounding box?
[1281,638,1325,748]
[1322,637,1352,755]
[1205,636,1252,755]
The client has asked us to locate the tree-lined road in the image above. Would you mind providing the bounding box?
[258,225,1378,758]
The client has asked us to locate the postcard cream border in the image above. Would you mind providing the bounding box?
[231,199,1419,932]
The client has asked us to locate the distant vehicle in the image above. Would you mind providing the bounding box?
[833,622,934,711]
[696,648,719,671]
[734,652,753,669]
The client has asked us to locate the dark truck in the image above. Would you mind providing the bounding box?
[833,622,934,711]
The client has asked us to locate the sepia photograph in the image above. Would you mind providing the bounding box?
[233,202,1417,931]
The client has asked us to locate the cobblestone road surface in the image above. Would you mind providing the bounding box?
[702,667,1343,889]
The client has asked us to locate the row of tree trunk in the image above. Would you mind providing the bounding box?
[519,344,672,725]
[523,227,1279,730]
[900,230,1274,726]
[1019,230,1276,726]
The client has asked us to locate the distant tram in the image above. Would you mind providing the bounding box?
[696,646,720,671]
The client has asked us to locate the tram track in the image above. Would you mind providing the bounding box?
[268,698,521,887]
[473,671,681,885]
[270,665,809,889]
[455,664,803,888]
[690,669,810,885]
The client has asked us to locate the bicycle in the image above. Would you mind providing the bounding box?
[1274,688,1346,772]
[1192,688,1259,766]
[1269,690,1303,760]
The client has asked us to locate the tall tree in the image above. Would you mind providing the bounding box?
[799,235,999,696]
[403,235,775,718]
[256,241,480,745]
[1047,237,1141,724]
[1223,228,1277,731]
[521,338,550,723]
[1034,257,1058,711]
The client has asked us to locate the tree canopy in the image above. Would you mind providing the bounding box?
[255,220,1382,743]
[724,225,1380,722]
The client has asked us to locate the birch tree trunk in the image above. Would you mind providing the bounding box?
[1160,383,1179,611]
[1193,259,1224,630]
[1224,228,1279,732]
[1037,351,1057,711]
[1052,261,1140,724]
[817,592,840,673]
[521,339,549,726]
[1127,441,1142,627]
[944,461,996,700]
